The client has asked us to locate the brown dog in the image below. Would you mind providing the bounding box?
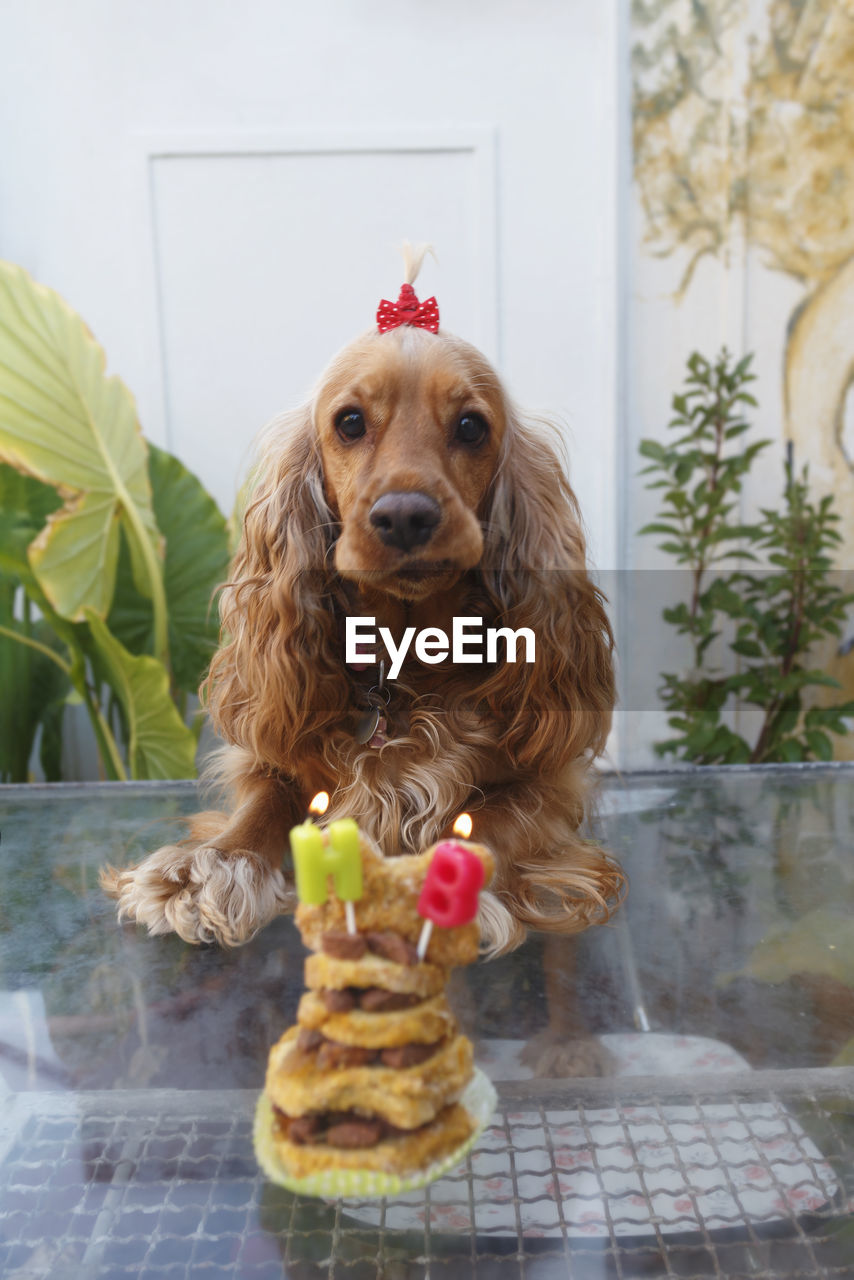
[103,268,622,972]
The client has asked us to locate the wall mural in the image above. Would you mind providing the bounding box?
[631,0,854,747]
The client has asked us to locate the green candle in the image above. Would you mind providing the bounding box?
[290,821,327,904]
[327,818,363,901]
[290,816,363,906]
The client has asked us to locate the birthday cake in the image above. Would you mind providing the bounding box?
[256,825,495,1186]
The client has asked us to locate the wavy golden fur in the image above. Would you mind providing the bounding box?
[103,319,623,954]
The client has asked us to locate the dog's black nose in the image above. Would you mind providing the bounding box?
[369,491,441,552]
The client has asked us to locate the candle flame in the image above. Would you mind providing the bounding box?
[453,812,473,839]
[309,791,330,817]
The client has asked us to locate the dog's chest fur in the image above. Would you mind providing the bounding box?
[318,686,507,859]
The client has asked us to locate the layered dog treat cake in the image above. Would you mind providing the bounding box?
[261,830,494,1180]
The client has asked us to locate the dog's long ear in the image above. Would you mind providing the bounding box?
[203,407,349,771]
[479,410,615,775]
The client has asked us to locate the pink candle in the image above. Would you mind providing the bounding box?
[416,838,484,959]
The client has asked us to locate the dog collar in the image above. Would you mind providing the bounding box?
[352,659,391,748]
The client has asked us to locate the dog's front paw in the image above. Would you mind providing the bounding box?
[520,1029,616,1079]
[100,843,292,946]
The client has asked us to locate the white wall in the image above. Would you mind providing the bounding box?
[0,0,621,558]
[0,0,625,775]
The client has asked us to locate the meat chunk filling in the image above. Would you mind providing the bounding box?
[273,1105,429,1149]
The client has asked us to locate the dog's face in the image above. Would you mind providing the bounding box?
[314,328,506,600]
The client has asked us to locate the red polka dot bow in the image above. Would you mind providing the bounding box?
[376,283,440,334]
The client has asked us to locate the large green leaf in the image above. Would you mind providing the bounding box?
[0,461,63,579]
[0,261,167,658]
[85,611,197,779]
[0,468,71,779]
[108,445,230,692]
[0,586,71,782]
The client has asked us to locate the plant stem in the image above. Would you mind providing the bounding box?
[79,681,128,781]
[118,494,171,669]
[0,623,72,674]
[688,399,727,664]
[749,506,807,763]
[0,618,128,779]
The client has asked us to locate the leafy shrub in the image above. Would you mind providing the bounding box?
[639,349,854,763]
[0,261,231,780]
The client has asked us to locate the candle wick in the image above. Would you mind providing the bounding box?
[344,900,357,936]
[416,918,433,962]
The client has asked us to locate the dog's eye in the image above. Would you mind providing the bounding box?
[454,413,488,446]
[336,409,366,441]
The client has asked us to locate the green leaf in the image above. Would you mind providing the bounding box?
[731,639,762,657]
[84,610,197,779]
[806,672,845,689]
[638,439,666,462]
[662,602,691,626]
[0,261,168,659]
[722,736,751,763]
[684,719,718,753]
[638,522,682,537]
[38,691,66,780]
[0,462,63,577]
[0,597,71,782]
[108,445,230,692]
[805,705,842,729]
[805,729,833,761]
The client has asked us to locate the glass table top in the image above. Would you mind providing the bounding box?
[1,765,853,1277]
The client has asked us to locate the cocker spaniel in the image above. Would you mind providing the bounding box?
[103,255,623,960]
